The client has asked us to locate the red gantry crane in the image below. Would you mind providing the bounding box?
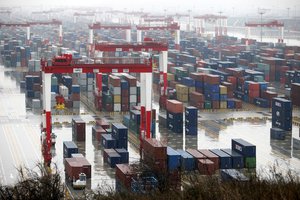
[73,12,96,23]
[136,22,180,49]
[194,14,228,36]
[40,54,153,166]
[245,20,284,43]
[0,19,63,44]
[94,40,168,153]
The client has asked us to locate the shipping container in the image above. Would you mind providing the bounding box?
[231,139,256,157]
[198,149,220,170]
[63,141,78,158]
[167,147,181,171]
[209,149,232,169]
[176,149,195,171]
[221,148,244,169]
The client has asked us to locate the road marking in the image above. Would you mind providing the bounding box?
[0,154,7,185]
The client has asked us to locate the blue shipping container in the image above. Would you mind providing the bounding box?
[167,147,181,171]
[270,127,286,140]
[209,149,232,169]
[101,134,116,149]
[176,149,195,171]
[112,123,128,140]
[63,141,78,158]
[115,148,129,163]
[232,139,256,157]
[107,152,121,168]
[221,148,244,169]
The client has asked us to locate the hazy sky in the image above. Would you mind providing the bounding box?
[1,0,299,16]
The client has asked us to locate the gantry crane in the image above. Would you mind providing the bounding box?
[194,14,228,36]
[245,20,284,43]
[0,19,63,44]
[89,22,132,44]
[40,54,153,166]
[136,22,180,49]
[94,41,168,150]
[73,12,96,23]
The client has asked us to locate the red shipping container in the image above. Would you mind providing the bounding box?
[121,90,129,97]
[198,159,215,175]
[186,149,206,159]
[108,75,121,87]
[212,101,220,109]
[248,82,259,91]
[71,93,80,101]
[96,118,110,129]
[189,91,204,102]
[227,76,237,86]
[249,90,260,98]
[291,83,300,106]
[143,138,167,159]
[116,164,136,189]
[123,74,137,86]
[92,126,106,142]
[198,149,219,171]
[121,104,129,111]
[166,99,184,113]
[72,118,86,141]
[65,157,91,179]
[103,149,117,163]
[234,99,242,109]
[204,74,220,85]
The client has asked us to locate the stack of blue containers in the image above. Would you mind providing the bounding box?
[272,97,292,131]
[62,75,73,94]
[112,123,128,150]
[167,111,183,133]
[185,106,198,135]
[181,77,195,88]
[25,75,40,98]
[204,83,220,105]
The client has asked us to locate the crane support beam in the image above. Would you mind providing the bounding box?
[94,42,168,52]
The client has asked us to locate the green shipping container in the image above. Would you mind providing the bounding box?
[204,101,212,109]
[244,157,256,168]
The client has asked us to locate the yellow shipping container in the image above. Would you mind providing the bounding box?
[220,101,227,109]
[219,85,227,94]
[167,73,175,81]
[177,93,189,102]
[113,95,121,103]
[176,84,189,94]
[189,87,195,94]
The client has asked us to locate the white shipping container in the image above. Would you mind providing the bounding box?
[87,84,94,92]
[59,85,69,97]
[113,104,121,112]
[129,87,137,95]
[87,78,93,85]
[109,86,121,95]
[129,95,137,103]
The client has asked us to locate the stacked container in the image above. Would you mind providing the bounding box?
[231,139,256,168]
[112,123,128,150]
[121,80,129,111]
[72,118,86,141]
[108,75,121,112]
[142,138,167,172]
[185,106,198,135]
[86,73,94,100]
[189,91,204,109]
[124,74,137,109]
[272,97,292,131]
[64,157,92,179]
[219,85,228,108]
[291,83,300,107]
[166,100,183,133]
[71,85,80,109]
[203,74,220,109]
[176,84,189,102]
